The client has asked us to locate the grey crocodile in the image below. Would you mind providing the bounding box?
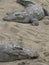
[0,43,39,62]
[3,0,49,26]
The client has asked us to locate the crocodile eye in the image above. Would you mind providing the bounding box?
[15,14,23,18]
[15,14,20,16]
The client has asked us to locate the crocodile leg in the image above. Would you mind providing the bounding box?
[31,18,39,26]
[43,8,49,16]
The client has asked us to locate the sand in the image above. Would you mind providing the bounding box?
[0,0,49,65]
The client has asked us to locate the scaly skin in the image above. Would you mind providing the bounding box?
[3,0,49,26]
[0,44,39,62]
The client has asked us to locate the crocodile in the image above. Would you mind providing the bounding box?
[0,43,39,62]
[3,0,49,26]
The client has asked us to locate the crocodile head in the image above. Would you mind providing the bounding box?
[3,10,26,22]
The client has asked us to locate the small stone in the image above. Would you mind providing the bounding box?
[18,62,25,65]
[43,20,49,25]
[43,51,49,57]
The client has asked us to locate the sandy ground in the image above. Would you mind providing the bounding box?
[0,0,49,65]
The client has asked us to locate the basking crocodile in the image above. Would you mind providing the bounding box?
[3,0,49,26]
[0,44,38,62]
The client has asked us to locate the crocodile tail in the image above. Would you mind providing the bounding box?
[16,0,35,7]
